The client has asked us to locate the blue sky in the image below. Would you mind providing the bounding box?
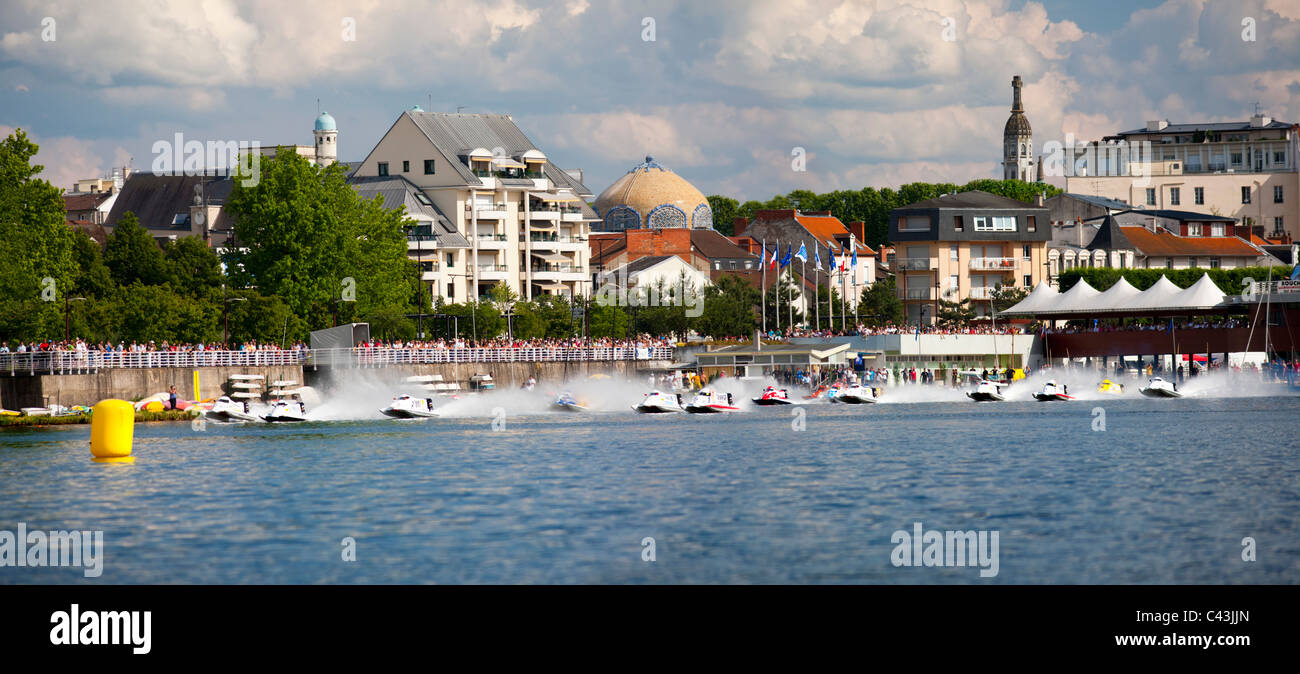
[2,0,1297,199]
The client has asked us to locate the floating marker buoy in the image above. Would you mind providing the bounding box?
[90,399,134,464]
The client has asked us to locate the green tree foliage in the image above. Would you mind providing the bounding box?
[855,276,904,327]
[990,284,1029,313]
[1057,265,1294,295]
[163,236,223,295]
[696,273,760,338]
[224,150,414,339]
[706,195,740,236]
[936,297,976,328]
[762,273,804,329]
[104,211,170,287]
[811,282,845,330]
[718,179,1062,249]
[0,129,76,341]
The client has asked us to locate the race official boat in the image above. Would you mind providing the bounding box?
[830,385,881,404]
[1139,376,1183,398]
[967,380,1006,402]
[261,399,308,422]
[751,386,793,406]
[1032,380,1074,402]
[634,390,685,413]
[684,388,740,414]
[1097,379,1126,395]
[380,394,439,418]
[206,395,259,422]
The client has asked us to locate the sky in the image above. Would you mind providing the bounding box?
[2,0,1299,201]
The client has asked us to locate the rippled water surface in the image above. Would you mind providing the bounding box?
[2,394,1297,584]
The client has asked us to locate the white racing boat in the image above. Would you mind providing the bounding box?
[1139,376,1183,398]
[967,380,1006,402]
[634,390,685,414]
[206,395,260,422]
[380,394,439,418]
[751,386,793,406]
[552,391,588,412]
[830,385,881,404]
[684,388,740,414]
[261,399,309,422]
[1032,380,1074,402]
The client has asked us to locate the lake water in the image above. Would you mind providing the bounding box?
[1,381,1298,584]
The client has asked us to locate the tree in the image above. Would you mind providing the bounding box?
[104,211,169,287]
[697,273,760,338]
[762,273,804,329]
[707,195,740,236]
[224,150,414,339]
[936,297,976,328]
[856,276,904,327]
[164,236,223,296]
[990,284,1029,313]
[0,128,76,341]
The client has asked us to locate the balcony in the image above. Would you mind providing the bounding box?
[896,257,933,271]
[406,239,438,251]
[902,288,933,300]
[970,257,1017,271]
[475,233,508,248]
[969,287,994,300]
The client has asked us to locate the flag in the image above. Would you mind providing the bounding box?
[1291,265,1300,280]
[828,246,837,273]
[795,242,807,263]
[758,246,766,267]
[769,247,777,270]
[850,245,858,269]
[814,244,823,271]
[839,244,847,271]
[780,246,792,268]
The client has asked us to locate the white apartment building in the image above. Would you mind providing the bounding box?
[352,108,599,305]
[1066,112,1299,241]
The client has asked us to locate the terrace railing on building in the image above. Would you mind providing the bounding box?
[0,346,674,374]
[970,257,1017,271]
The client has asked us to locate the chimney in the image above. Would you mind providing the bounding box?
[847,221,865,242]
[1035,191,1045,207]
[733,216,749,237]
[1146,120,1168,132]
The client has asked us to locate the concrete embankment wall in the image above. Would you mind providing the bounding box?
[1,360,671,409]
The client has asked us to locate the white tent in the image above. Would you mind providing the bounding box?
[1126,275,1185,311]
[1168,273,1227,310]
[1082,276,1142,314]
[999,281,1059,315]
[1054,278,1101,313]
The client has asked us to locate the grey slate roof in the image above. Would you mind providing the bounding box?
[1063,193,1132,211]
[105,173,235,231]
[405,112,592,196]
[900,190,1037,210]
[623,255,677,275]
[1112,120,1292,136]
[349,174,469,248]
[1086,208,1237,224]
[1085,215,1136,251]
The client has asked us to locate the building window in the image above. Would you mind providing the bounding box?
[402,160,410,173]
[899,216,930,232]
[1165,258,1173,269]
[447,283,454,299]
[1194,187,1204,205]
[953,216,964,231]
[1275,217,1285,234]
[1189,257,1198,268]
[424,160,436,175]
[1026,215,1036,232]
[948,275,958,291]
[1242,186,1251,204]
[1022,245,1031,260]
[1275,185,1284,203]
[378,162,389,177]
[1187,223,1202,236]
[1274,150,1286,165]
[1145,188,1156,205]
[691,203,714,229]
[1231,152,1243,166]
[1210,223,1224,237]
[1210,257,1221,269]
[972,216,1016,232]
[949,245,958,261]
[445,253,454,268]
[1169,187,1180,205]
[648,204,687,229]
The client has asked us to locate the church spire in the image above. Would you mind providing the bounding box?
[1011,75,1024,112]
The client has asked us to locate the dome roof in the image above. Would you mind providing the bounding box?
[315,111,337,132]
[1004,112,1031,137]
[593,155,713,231]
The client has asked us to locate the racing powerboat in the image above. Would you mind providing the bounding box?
[831,385,881,404]
[751,386,793,406]
[552,391,588,412]
[206,395,260,422]
[967,380,1006,402]
[1032,380,1074,402]
[261,398,308,422]
[634,390,685,413]
[1139,376,1183,398]
[1097,379,1125,395]
[380,394,439,418]
[684,388,740,414]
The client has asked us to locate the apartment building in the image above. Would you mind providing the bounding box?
[888,191,1050,323]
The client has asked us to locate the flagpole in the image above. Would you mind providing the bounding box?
[761,238,767,336]
[801,256,807,330]
[775,245,781,335]
[815,243,821,332]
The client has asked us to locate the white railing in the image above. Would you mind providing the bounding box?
[969,287,993,299]
[970,257,1017,271]
[0,346,675,374]
[903,288,932,300]
[896,258,932,271]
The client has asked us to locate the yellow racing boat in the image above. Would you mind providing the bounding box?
[1097,379,1125,395]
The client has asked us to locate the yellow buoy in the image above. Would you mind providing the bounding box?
[90,399,134,463]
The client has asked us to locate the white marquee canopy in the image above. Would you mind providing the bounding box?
[1000,273,1229,316]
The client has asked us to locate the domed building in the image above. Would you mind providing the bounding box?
[593,155,713,231]
[1001,75,1035,181]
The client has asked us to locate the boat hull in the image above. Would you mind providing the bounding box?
[833,395,877,404]
[634,405,682,414]
[967,392,1005,402]
[751,397,792,406]
[1032,393,1073,402]
[685,404,739,414]
[553,402,587,412]
[261,414,307,422]
[206,410,259,423]
[1139,387,1182,398]
[380,407,439,419]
